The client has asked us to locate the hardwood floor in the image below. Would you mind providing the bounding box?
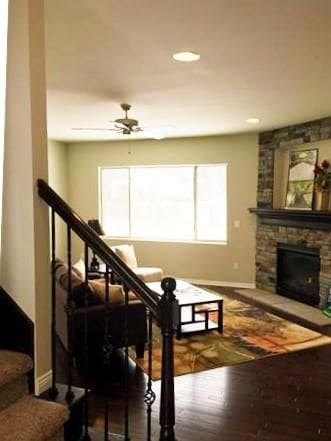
[56,288,331,441]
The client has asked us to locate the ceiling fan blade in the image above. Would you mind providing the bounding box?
[140,125,174,131]
[108,119,129,130]
[141,125,175,139]
[113,122,128,130]
[72,127,119,131]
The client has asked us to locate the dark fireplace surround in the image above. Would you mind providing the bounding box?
[252,117,331,308]
[277,243,320,306]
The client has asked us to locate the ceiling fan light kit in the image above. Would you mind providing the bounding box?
[114,103,139,132]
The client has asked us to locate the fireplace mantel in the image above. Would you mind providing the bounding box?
[249,208,331,230]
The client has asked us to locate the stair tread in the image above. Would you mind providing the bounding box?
[0,395,68,441]
[0,351,33,388]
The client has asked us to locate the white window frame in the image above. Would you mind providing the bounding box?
[99,164,227,245]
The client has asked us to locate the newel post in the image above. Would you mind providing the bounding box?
[159,277,178,441]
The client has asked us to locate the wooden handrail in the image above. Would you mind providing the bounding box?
[37,179,160,318]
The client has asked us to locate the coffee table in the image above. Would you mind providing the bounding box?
[147,280,223,339]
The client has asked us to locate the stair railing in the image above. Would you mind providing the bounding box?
[37,179,178,441]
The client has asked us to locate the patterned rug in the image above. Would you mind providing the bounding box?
[129,292,331,380]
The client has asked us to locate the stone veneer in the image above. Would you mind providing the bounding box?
[256,117,331,308]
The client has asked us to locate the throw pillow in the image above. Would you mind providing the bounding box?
[88,280,125,304]
[73,258,86,278]
[54,259,83,290]
[54,259,101,307]
[114,244,138,269]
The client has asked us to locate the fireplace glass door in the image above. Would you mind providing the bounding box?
[277,243,320,306]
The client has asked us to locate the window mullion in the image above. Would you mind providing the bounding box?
[128,167,132,238]
[194,166,197,241]
[99,168,103,228]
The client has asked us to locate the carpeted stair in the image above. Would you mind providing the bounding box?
[0,350,68,441]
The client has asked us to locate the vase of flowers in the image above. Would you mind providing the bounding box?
[314,160,331,210]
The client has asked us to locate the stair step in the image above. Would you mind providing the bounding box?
[0,350,33,388]
[0,350,33,411]
[0,395,68,441]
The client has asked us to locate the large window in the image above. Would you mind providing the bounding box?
[100,164,227,243]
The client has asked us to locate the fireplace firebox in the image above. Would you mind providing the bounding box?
[277,243,320,306]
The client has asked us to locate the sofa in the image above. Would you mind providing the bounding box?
[54,259,147,369]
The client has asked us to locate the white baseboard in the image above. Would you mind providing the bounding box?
[180,278,256,289]
[35,370,52,396]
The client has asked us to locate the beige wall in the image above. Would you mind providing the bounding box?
[2,0,50,390]
[0,1,9,260]
[48,139,68,259]
[68,134,258,285]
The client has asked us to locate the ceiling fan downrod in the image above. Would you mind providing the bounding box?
[121,103,131,119]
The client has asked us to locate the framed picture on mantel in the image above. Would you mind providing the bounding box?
[285,148,318,210]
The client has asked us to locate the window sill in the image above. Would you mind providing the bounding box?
[103,236,227,246]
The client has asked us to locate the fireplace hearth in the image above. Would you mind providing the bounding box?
[277,243,320,306]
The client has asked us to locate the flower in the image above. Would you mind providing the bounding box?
[314,160,331,190]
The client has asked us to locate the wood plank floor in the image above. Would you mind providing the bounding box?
[57,288,331,441]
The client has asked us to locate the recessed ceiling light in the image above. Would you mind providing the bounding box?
[245,118,260,124]
[173,51,200,62]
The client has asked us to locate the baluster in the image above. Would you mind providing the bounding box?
[159,277,178,441]
[123,284,130,441]
[82,243,91,440]
[144,309,156,441]
[65,225,75,402]
[103,264,113,441]
[50,208,58,399]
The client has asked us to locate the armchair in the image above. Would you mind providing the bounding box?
[113,244,163,283]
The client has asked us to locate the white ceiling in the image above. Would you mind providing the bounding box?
[45,0,331,142]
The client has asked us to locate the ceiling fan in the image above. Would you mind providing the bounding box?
[72,103,144,135]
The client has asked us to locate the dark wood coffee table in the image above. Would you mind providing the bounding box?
[147,280,223,339]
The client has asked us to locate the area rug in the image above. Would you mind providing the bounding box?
[129,292,331,380]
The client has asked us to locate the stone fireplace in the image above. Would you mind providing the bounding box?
[254,221,331,308]
[253,116,331,308]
